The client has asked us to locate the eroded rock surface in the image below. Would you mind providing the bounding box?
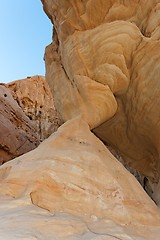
[0,0,160,239]
[0,118,160,239]
[0,84,39,164]
[7,75,62,141]
[42,0,160,204]
[0,76,62,163]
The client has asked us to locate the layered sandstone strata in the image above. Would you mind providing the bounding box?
[42,0,160,204]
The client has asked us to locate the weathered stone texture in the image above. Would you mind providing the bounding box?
[0,1,160,239]
[7,75,62,141]
[0,84,39,164]
[42,0,160,204]
[0,76,62,163]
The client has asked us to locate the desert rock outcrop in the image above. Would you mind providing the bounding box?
[0,118,160,239]
[0,84,39,164]
[0,76,62,163]
[42,0,160,204]
[0,0,160,239]
[7,75,62,141]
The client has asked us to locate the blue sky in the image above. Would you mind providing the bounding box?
[0,0,52,83]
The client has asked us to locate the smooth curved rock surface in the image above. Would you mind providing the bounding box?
[1,1,160,239]
[42,0,160,203]
[0,118,160,239]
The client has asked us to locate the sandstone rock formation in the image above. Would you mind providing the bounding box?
[0,118,160,239]
[0,84,39,164]
[0,76,62,163]
[42,0,160,204]
[0,0,160,239]
[7,75,62,141]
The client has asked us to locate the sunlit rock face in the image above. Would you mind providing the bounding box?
[0,118,160,239]
[0,76,62,163]
[42,0,160,203]
[0,1,160,239]
[7,75,62,141]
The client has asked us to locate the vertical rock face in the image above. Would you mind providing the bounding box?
[0,84,39,164]
[0,76,62,163]
[7,75,62,141]
[42,0,160,203]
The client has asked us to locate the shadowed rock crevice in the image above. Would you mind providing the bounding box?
[104,142,156,203]
[93,126,157,202]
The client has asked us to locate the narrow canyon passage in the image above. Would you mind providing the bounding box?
[0,0,160,239]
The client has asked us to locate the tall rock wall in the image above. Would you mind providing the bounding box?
[0,76,62,163]
[7,75,62,141]
[0,83,39,164]
[42,0,160,203]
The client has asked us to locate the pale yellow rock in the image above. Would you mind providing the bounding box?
[44,20,142,129]
[42,0,160,203]
[0,118,160,239]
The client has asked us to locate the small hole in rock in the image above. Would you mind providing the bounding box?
[4,94,7,97]
[28,116,32,120]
